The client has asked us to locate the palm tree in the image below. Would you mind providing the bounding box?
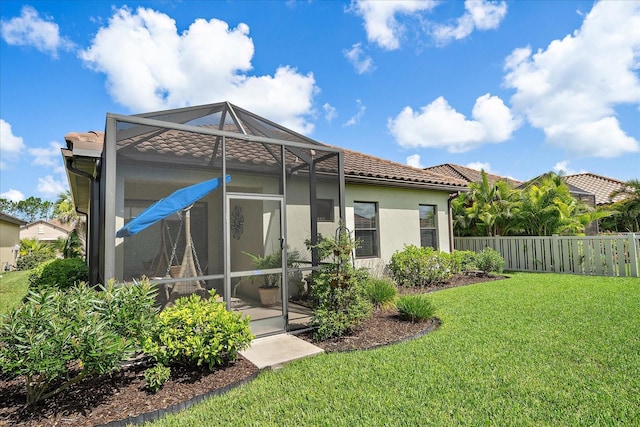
[53,190,86,257]
[607,179,640,232]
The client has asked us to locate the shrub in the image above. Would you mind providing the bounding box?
[144,363,171,393]
[28,258,88,291]
[311,271,372,341]
[0,284,135,405]
[450,250,477,274]
[16,251,55,271]
[99,278,159,349]
[143,293,253,369]
[396,294,436,322]
[365,277,397,309]
[388,245,452,287]
[309,228,372,341]
[475,248,505,275]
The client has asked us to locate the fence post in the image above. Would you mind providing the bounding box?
[552,234,560,273]
[629,233,639,278]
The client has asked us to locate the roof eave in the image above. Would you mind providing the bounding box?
[345,175,468,192]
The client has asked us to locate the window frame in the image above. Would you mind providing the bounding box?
[316,198,334,222]
[419,204,438,250]
[354,201,379,258]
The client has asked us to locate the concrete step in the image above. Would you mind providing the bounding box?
[240,333,324,370]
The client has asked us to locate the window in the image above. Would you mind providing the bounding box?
[354,202,378,258]
[419,205,438,249]
[316,199,334,222]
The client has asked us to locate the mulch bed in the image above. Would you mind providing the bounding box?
[0,273,505,427]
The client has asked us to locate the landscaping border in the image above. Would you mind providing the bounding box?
[97,371,259,427]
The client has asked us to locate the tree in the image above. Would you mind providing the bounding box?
[53,191,86,257]
[602,179,640,232]
[0,197,53,222]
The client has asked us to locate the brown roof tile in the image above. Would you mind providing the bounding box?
[564,173,629,205]
[423,163,522,187]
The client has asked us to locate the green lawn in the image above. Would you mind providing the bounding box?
[148,272,640,426]
[0,270,29,315]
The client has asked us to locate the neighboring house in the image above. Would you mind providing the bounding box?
[20,219,73,242]
[563,173,628,206]
[0,212,26,270]
[423,163,522,187]
[62,102,466,336]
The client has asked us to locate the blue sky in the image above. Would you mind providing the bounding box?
[1,0,638,202]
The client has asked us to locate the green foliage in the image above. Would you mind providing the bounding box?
[395,294,437,322]
[310,227,372,341]
[0,196,53,222]
[0,270,30,315]
[0,284,137,405]
[474,248,505,274]
[143,293,253,369]
[15,238,57,270]
[99,278,159,348]
[388,245,452,287]
[28,257,88,291]
[450,250,477,274]
[364,277,397,309]
[144,363,171,393]
[243,247,301,288]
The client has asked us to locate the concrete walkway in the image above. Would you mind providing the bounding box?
[240,333,324,370]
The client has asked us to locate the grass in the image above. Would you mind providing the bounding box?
[0,270,29,315]
[147,272,640,426]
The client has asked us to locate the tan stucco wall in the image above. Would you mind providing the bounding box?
[345,183,452,271]
[0,220,21,269]
[20,222,69,241]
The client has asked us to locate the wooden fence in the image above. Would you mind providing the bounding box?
[454,234,639,277]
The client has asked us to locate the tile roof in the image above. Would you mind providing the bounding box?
[342,150,468,190]
[423,163,522,187]
[564,173,629,205]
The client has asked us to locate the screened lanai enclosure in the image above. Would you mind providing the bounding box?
[80,102,345,336]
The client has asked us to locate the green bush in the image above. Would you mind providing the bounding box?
[365,277,397,309]
[475,248,505,275]
[99,278,159,349]
[143,293,253,369]
[0,284,135,405]
[28,258,88,291]
[396,294,436,322]
[311,271,373,341]
[16,251,55,271]
[450,250,477,274]
[144,363,171,393]
[388,245,452,287]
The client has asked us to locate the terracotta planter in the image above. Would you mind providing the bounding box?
[258,286,279,306]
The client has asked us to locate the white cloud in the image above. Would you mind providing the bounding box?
[29,141,63,168]
[0,119,25,170]
[344,43,375,74]
[388,94,520,152]
[80,7,318,134]
[344,99,366,127]
[406,154,424,168]
[37,175,67,198]
[433,0,507,45]
[0,5,74,57]
[503,1,640,158]
[0,189,25,202]
[323,103,338,122]
[350,0,437,50]
[466,162,491,172]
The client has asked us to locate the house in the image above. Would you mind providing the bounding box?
[62,102,466,336]
[563,173,628,206]
[20,219,73,242]
[423,163,522,187]
[0,212,26,271]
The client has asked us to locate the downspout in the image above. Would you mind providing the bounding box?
[66,158,101,285]
[447,191,460,253]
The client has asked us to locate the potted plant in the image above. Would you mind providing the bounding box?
[243,247,301,306]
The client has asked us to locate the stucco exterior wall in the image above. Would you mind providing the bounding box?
[0,220,21,269]
[20,222,70,242]
[345,183,452,271]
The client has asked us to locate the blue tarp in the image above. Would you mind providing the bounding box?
[116,175,230,238]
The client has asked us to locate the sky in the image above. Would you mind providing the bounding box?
[0,0,638,203]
